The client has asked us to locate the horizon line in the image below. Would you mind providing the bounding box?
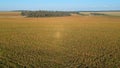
[0,9,120,12]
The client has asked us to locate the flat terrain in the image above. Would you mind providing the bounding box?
[0,12,120,68]
[80,11,120,16]
[0,12,23,18]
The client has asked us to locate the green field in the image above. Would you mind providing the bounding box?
[0,12,120,68]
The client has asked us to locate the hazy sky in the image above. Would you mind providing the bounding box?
[0,0,120,11]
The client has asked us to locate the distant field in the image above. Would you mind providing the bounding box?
[0,12,23,18]
[0,12,120,68]
[80,11,120,16]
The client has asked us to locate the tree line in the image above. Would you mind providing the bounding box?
[21,11,79,17]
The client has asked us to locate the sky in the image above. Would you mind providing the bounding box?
[0,0,120,11]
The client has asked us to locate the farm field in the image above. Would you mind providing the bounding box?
[0,12,120,68]
[0,12,23,18]
[80,11,120,16]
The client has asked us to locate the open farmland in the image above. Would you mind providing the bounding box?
[0,12,120,68]
[0,12,23,18]
[80,11,120,16]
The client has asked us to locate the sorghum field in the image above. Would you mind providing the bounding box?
[0,12,120,68]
